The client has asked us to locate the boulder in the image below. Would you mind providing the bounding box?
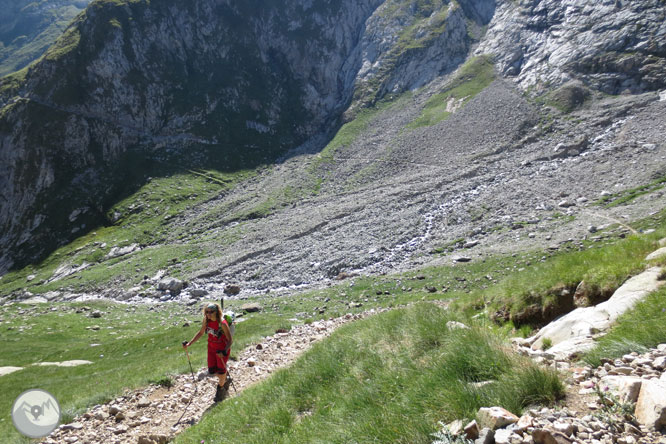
[224,285,241,295]
[494,429,514,444]
[646,247,666,261]
[241,303,262,313]
[532,429,571,444]
[600,375,643,403]
[477,406,519,430]
[653,356,666,370]
[447,419,465,436]
[106,244,140,259]
[475,428,495,444]
[464,420,480,440]
[157,277,183,295]
[635,379,666,430]
[190,288,208,297]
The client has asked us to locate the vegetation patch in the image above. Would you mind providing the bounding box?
[407,55,495,129]
[594,175,666,208]
[453,231,659,327]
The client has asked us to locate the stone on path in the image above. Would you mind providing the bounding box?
[476,406,519,430]
[635,379,666,431]
[532,429,572,444]
[0,366,23,377]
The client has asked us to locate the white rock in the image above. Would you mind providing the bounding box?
[0,366,23,377]
[446,321,469,330]
[646,248,666,261]
[529,268,665,358]
[652,356,666,370]
[494,429,514,444]
[635,379,666,430]
[477,406,519,430]
[553,421,574,436]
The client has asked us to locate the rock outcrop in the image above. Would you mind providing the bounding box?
[477,0,666,95]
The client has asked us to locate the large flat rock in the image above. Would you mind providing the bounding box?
[530,267,664,357]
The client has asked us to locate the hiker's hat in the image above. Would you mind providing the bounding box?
[206,303,217,310]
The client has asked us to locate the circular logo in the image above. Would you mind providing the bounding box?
[11,389,61,438]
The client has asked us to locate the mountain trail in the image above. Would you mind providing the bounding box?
[42,309,386,444]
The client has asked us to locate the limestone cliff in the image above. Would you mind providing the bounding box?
[0,0,665,274]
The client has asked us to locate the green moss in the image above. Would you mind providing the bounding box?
[407,55,495,129]
[43,22,81,62]
[0,66,28,98]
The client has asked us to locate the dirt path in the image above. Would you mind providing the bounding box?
[42,311,383,444]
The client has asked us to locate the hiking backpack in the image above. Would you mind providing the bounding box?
[221,297,235,338]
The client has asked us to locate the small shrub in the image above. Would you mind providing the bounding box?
[150,376,174,388]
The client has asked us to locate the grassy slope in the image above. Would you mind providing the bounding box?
[0,2,90,77]
[175,305,562,444]
[1,208,665,442]
[407,55,496,129]
[0,169,256,297]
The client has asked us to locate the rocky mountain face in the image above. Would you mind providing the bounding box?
[0,0,92,76]
[478,0,666,95]
[0,0,494,273]
[0,0,665,292]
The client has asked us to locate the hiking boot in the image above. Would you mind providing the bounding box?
[214,384,228,402]
[214,384,223,402]
[223,376,232,391]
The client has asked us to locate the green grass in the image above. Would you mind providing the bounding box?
[407,55,495,129]
[594,176,666,208]
[582,286,666,367]
[173,304,563,444]
[2,208,666,442]
[453,230,663,326]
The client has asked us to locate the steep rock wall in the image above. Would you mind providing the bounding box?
[477,0,666,94]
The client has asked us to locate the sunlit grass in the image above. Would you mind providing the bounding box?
[174,304,563,444]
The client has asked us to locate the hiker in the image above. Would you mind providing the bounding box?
[183,302,233,402]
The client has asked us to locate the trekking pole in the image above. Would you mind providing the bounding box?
[174,341,198,426]
[226,365,238,394]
